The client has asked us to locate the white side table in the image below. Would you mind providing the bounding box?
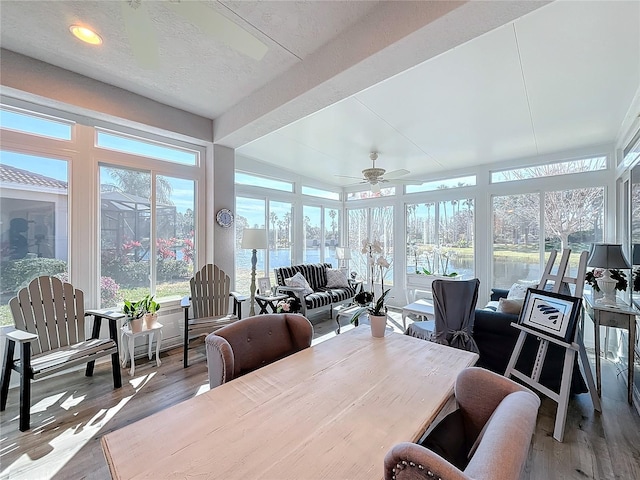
[120,322,163,376]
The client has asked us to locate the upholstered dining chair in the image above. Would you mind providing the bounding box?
[1,276,121,431]
[182,264,243,368]
[383,367,540,480]
[405,279,480,353]
[431,278,480,353]
[205,313,313,389]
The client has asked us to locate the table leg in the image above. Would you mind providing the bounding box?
[595,315,602,397]
[156,329,163,367]
[129,335,136,376]
[148,332,154,360]
[121,332,129,368]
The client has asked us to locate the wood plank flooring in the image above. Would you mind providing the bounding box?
[1,315,639,479]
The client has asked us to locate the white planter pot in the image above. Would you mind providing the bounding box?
[144,313,158,329]
[369,314,387,338]
[130,318,143,333]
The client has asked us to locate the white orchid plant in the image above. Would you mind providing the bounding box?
[350,239,391,324]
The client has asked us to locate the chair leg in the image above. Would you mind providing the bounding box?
[183,309,189,368]
[19,341,32,432]
[1,339,15,411]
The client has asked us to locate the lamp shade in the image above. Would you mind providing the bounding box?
[335,247,351,260]
[587,243,631,269]
[241,228,267,250]
[633,244,640,265]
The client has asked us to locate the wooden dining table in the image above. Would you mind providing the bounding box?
[101,326,478,479]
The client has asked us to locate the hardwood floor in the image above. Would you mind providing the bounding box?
[1,314,639,479]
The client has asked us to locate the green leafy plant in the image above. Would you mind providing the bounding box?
[122,298,145,321]
[141,294,161,314]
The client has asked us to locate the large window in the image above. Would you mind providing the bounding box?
[406,198,475,277]
[1,151,69,324]
[348,206,394,287]
[303,205,341,267]
[99,166,196,305]
[492,187,604,288]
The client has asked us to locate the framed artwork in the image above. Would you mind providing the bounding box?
[258,277,271,295]
[517,288,582,343]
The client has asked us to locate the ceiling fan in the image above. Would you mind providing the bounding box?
[121,0,268,69]
[336,152,422,193]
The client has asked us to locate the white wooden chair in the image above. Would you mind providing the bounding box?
[0,276,121,431]
[181,264,242,368]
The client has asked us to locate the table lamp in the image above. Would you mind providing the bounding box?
[335,247,351,270]
[241,228,267,316]
[587,243,631,305]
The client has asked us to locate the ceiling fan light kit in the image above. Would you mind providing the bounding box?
[336,152,419,192]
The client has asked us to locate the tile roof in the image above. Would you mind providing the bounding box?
[0,163,67,189]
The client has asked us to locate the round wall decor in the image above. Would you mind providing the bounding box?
[216,208,234,228]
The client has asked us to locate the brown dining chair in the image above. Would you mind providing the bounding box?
[383,367,540,480]
[205,313,313,388]
[182,264,243,367]
[1,276,121,431]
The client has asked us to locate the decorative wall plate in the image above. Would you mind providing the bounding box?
[216,208,234,228]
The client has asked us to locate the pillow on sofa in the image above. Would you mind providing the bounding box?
[507,283,529,300]
[285,272,314,295]
[497,297,524,315]
[326,269,349,288]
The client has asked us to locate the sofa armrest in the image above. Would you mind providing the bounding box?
[383,442,472,480]
[490,288,509,301]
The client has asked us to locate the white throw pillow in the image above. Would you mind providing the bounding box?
[507,283,529,300]
[284,272,314,296]
[497,297,524,315]
[326,269,350,288]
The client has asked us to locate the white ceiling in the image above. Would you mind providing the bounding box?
[1,1,638,187]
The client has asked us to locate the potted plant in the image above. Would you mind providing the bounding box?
[350,288,391,338]
[123,298,145,333]
[585,268,628,298]
[276,297,301,314]
[141,294,161,328]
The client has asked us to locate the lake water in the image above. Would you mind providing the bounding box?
[237,248,542,289]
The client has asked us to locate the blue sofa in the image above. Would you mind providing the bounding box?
[474,288,587,394]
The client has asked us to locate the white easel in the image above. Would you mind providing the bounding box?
[504,249,601,442]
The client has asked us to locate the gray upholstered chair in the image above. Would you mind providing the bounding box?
[383,367,540,480]
[432,278,480,352]
[406,278,481,353]
[205,313,313,389]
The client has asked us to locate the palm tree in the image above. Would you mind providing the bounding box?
[105,168,172,204]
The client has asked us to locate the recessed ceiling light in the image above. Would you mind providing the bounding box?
[69,25,103,45]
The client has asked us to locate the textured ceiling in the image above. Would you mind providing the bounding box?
[1,1,638,187]
[0,0,380,118]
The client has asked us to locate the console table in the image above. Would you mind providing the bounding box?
[584,295,637,404]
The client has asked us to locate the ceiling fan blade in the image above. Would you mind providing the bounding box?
[383,169,410,180]
[167,1,268,61]
[335,174,365,180]
[121,1,159,70]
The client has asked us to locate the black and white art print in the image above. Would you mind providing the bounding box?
[518,288,581,343]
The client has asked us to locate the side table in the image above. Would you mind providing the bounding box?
[254,294,288,314]
[584,295,637,404]
[120,322,163,376]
